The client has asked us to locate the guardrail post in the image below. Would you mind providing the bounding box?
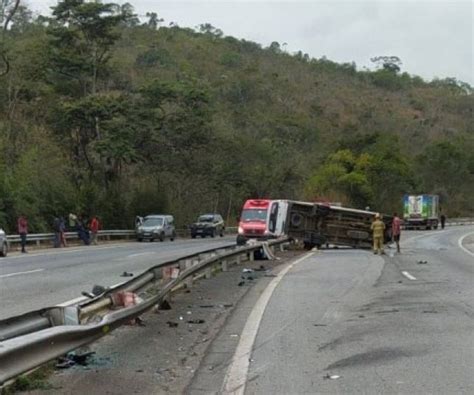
[249,251,255,262]
[221,259,228,272]
[204,266,212,279]
[36,240,41,247]
[181,260,193,288]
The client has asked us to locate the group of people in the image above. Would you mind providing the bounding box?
[16,214,101,253]
[370,212,402,255]
[371,211,448,255]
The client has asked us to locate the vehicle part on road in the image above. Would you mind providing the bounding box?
[167,321,178,328]
[121,271,134,277]
[187,319,205,324]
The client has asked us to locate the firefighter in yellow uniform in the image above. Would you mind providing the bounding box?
[371,213,386,254]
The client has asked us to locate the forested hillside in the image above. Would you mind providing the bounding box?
[0,1,472,232]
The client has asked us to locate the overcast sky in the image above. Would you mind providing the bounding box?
[28,0,473,84]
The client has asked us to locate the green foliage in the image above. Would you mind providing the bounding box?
[0,1,472,232]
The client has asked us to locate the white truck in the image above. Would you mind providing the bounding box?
[403,194,439,230]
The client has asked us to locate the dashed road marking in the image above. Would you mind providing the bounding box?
[127,252,155,258]
[402,271,417,281]
[0,268,44,278]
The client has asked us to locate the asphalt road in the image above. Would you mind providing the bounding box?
[0,237,236,320]
[228,226,474,394]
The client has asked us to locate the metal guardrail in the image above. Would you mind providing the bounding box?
[5,227,238,247]
[0,237,288,385]
[445,218,474,226]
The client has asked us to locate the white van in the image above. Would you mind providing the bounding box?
[0,228,8,257]
[136,215,176,242]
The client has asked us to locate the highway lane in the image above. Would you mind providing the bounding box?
[228,226,474,394]
[0,237,236,320]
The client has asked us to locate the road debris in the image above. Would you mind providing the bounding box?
[324,373,341,380]
[56,351,96,369]
[159,300,172,310]
[237,281,245,286]
[199,304,215,308]
[417,260,428,264]
[313,324,327,327]
[166,321,179,328]
[187,319,205,324]
[121,271,134,277]
[243,268,254,273]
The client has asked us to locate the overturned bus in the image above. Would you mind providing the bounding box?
[236,199,392,249]
[286,201,393,249]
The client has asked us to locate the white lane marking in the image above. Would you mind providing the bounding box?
[222,252,315,394]
[402,271,417,281]
[127,252,155,258]
[458,232,474,257]
[0,268,44,278]
[4,243,131,260]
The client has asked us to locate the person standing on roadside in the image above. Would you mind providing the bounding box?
[370,213,386,255]
[440,213,446,230]
[392,212,402,253]
[53,216,61,248]
[17,215,28,253]
[90,215,100,245]
[59,216,67,247]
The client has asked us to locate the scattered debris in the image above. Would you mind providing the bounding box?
[166,321,179,328]
[187,311,192,315]
[254,265,266,271]
[242,268,254,273]
[247,276,254,281]
[230,334,239,338]
[81,291,96,299]
[136,369,144,373]
[121,271,134,277]
[313,324,327,327]
[187,319,205,324]
[417,260,428,264]
[237,281,245,286]
[358,315,365,318]
[423,310,438,314]
[179,316,184,321]
[324,373,341,380]
[56,352,96,369]
[159,300,172,310]
[199,304,215,308]
[185,289,191,293]
[219,303,233,308]
[264,274,277,278]
[91,285,106,296]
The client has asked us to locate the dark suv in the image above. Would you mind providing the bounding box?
[190,214,225,238]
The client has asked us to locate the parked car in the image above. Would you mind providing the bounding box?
[0,228,8,257]
[190,214,225,238]
[136,215,176,242]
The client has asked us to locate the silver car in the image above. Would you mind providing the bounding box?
[0,228,8,257]
[136,215,176,242]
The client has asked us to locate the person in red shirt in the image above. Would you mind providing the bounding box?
[89,216,100,245]
[392,212,402,253]
[17,215,28,253]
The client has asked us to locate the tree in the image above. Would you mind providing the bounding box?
[48,0,126,95]
[370,55,402,73]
